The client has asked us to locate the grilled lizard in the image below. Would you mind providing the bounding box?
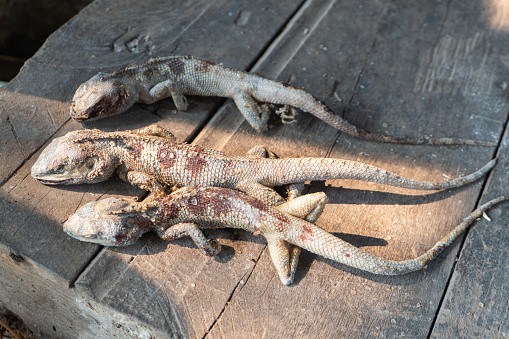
[31,125,496,206]
[63,186,507,285]
[70,56,494,146]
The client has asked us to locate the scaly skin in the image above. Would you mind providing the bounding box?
[31,125,497,206]
[70,56,495,146]
[63,186,507,285]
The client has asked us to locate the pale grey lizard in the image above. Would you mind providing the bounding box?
[70,56,495,146]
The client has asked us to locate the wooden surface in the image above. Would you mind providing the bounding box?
[1,0,508,337]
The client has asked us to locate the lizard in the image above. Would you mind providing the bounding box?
[63,186,508,285]
[31,124,497,206]
[70,56,495,146]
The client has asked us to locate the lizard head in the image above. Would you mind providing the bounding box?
[31,131,117,185]
[70,74,131,121]
[63,197,149,246]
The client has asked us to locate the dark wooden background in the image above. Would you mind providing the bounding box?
[1,0,509,337]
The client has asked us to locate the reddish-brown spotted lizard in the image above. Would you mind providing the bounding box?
[70,56,495,146]
[63,186,507,285]
[31,125,496,206]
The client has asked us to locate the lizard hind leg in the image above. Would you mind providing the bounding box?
[244,146,305,202]
[235,181,286,206]
[158,222,221,256]
[266,238,300,286]
[245,145,278,159]
[276,192,328,223]
[233,93,270,132]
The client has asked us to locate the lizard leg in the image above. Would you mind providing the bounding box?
[117,166,166,196]
[157,222,221,256]
[266,238,300,286]
[131,124,179,141]
[276,192,328,223]
[148,80,188,110]
[286,182,304,201]
[245,145,278,159]
[275,105,298,124]
[235,181,285,206]
[233,93,270,132]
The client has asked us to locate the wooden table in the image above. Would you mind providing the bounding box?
[1,0,508,337]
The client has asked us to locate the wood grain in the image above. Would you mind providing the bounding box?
[1,0,508,337]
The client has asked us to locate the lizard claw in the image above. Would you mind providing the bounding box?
[203,239,222,256]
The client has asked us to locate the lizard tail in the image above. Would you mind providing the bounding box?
[261,157,496,190]
[252,79,495,146]
[287,196,507,275]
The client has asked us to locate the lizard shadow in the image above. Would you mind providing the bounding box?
[138,228,268,265]
[306,181,466,206]
[292,233,459,287]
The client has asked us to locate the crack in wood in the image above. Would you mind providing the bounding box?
[0,118,69,189]
[6,116,19,140]
[429,0,453,65]
[343,3,389,121]
[428,111,507,338]
[202,245,266,339]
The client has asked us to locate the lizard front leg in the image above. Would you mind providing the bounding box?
[116,166,167,197]
[131,124,180,141]
[157,222,221,256]
[233,93,270,132]
[147,80,188,110]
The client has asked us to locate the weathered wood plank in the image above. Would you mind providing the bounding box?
[201,1,500,337]
[0,240,172,338]
[2,0,508,337]
[0,0,306,337]
[430,127,509,337]
[77,0,506,338]
[429,2,509,334]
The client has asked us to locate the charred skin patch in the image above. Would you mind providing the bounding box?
[143,67,154,78]
[157,147,178,169]
[187,196,208,216]
[168,58,185,76]
[185,155,207,176]
[274,221,288,234]
[209,196,234,218]
[124,139,144,157]
[129,215,154,230]
[281,82,297,90]
[158,203,180,220]
[75,82,128,121]
[302,224,313,235]
[114,231,129,244]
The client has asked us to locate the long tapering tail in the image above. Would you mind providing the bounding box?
[253,78,496,146]
[289,196,507,275]
[261,157,496,190]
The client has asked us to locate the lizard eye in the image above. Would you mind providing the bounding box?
[85,159,95,169]
[55,164,65,173]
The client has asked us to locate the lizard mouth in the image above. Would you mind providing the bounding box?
[35,177,73,185]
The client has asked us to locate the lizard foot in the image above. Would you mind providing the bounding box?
[276,105,298,124]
